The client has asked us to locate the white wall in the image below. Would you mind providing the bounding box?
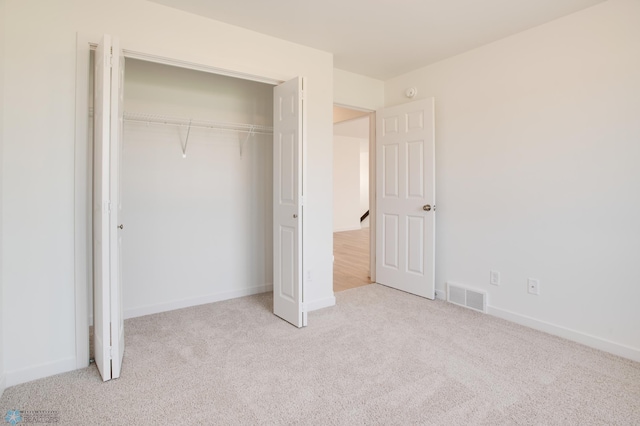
[3,0,334,386]
[121,59,274,318]
[334,69,384,111]
[0,0,6,398]
[333,135,361,232]
[385,0,640,360]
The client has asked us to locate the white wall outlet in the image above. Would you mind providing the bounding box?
[490,270,500,286]
[528,278,540,295]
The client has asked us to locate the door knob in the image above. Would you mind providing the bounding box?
[118,224,124,229]
[293,214,298,219]
[422,204,431,211]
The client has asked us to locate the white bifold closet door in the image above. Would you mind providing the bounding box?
[93,35,306,382]
[273,77,306,328]
[93,34,125,382]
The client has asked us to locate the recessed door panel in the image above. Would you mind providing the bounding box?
[383,144,399,198]
[406,110,425,132]
[406,215,425,275]
[383,116,399,136]
[279,225,295,301]
[279,133,295,205]
[383,214,399,269]
[407,140,424,199]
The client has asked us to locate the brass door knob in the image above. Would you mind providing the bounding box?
[422,205,431,211]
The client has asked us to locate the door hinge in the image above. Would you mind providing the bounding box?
[107,346,113,360]
[300,196,305,206]
[103,201,111,214]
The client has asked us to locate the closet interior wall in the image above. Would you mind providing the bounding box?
[119,59,274,319]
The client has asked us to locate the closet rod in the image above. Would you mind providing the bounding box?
[123,112,273,135]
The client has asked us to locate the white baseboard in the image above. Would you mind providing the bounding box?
[488,305,640,363]
[305,295,336,312]
[434,288,446,300]
[124,284,273,320]
[0,373,6,398]
[6,357,76,387]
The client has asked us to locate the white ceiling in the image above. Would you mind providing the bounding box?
[148,0,605,80]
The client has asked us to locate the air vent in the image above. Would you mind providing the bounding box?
[446,282,487,313]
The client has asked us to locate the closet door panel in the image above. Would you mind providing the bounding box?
[273,77,304,328]
[93,34,125,382]
[109,38,125,380]
[93,34,113,382]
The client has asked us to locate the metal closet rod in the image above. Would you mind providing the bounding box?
[123,111,274,135]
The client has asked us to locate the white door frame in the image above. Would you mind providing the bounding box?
[73,33,294,369]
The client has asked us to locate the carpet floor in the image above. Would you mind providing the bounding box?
[1,284,639,425]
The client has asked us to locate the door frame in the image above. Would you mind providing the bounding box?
[332,103,377,283]
[73,33,296,369]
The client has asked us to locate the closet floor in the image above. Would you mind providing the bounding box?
[333,228,372,292]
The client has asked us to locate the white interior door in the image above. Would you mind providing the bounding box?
[93,34,125,381]
[273,77,306,327]
[375,98,435,298]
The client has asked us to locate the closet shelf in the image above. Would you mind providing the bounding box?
[123,112,273,135]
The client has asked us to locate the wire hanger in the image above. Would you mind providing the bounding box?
[179,120,192,158]
[239,125,255,156]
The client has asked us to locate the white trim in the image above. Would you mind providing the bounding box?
[124,285,273,320]
[123,50,282,86]
[74,32,92,370]
[434,288,446,300]
[333,103,375,113]
[369,112,376,283]
[306,295,336,312]
[0,373,6,398]
[488,305,640,363]
[6,357,76,387]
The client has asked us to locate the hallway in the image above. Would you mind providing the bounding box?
[333,228,372,292]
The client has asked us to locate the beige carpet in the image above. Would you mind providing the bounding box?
[1,284,639,425]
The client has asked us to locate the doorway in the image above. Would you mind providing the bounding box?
[333,106,373,292]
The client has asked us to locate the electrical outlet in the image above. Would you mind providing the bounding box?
[528,278,540,295]
[490,270,500,286]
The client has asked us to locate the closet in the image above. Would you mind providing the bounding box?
[86,35,305,383]
[121,59,274,319]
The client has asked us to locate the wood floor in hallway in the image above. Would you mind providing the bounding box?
[333,228,373,292]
